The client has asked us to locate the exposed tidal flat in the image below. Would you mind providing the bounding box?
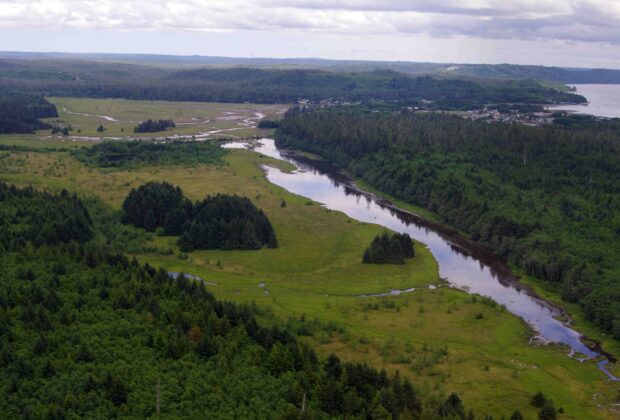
[0,99,618,418]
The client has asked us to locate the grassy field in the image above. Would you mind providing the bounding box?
[2,97,286,144]
[1,98,619,419]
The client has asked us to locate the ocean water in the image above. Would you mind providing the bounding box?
[550,84,620,118]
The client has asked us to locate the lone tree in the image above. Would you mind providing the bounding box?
[510,410,524,420]
[531,392,547,408]
[538,403,557,420]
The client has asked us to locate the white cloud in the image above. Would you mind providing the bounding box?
[0,0,618,45]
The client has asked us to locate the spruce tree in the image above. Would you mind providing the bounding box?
[399,233,415,258]
[510,410,524,420]
[538,403,557,420]
[242,220,261,249]
[267,230,278,248]
[387,237,404,264]
[178,231,194,252]
[531,392,547,407]
[164,208,187,236]
[143,209,156,232]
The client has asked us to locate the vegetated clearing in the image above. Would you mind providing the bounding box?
[38,97,288,140]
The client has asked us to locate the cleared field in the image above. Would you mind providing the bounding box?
[1,144,618,419]
[0,97,287,143]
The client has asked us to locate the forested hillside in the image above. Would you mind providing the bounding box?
[0,181,501,418]
[0,59,584,109]
[446,63,620,84]
[277,107,620,336]
[3,51,620,84]
[0,92,57,134]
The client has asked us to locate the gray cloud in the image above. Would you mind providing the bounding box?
[0,0,618,45]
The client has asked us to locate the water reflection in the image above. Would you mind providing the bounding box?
[222,139,618,380]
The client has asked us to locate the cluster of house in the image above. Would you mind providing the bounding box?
[462,108,556,126]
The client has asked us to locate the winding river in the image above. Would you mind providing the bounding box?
[224,138,619,381]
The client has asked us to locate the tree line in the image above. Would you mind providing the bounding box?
[122,182,277,250]
[0,91,57,134]
[0,181,519,418]
[72,139,225,168]
[257,118,280,129]
[133,118,176,133]
[363,232,415,264]
[0,58,585,110]
[276,106,620,337]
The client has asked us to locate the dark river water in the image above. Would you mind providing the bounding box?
[223,138,618,381]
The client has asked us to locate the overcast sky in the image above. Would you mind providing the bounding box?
[1,0,619,68]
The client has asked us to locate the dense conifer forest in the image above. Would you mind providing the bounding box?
[363,233,415,265]
[0,181,508,418]
[122,182,277,250]
[277,107,620,337]
[0,59,584,109]
[257,118,280,129]
[0,182,92,249]
[133,118,176,133]
[72,140,225,168]
[0,92,57,134]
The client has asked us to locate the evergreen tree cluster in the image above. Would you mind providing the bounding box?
[51,125,71,135]
[0,181,500,419]
[133,118,176,133]
[257,118,280,129]
[177,194,278,251]
[121,181,188,230]
[122,182,277,250]
[531,392,559,420]
[72,139,225,168]
[277,107,620,337]
[0,182,93,250]
[363,232,415,264]
[0,92,57,134]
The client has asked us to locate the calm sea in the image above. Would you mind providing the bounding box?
[549,84,620,118]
